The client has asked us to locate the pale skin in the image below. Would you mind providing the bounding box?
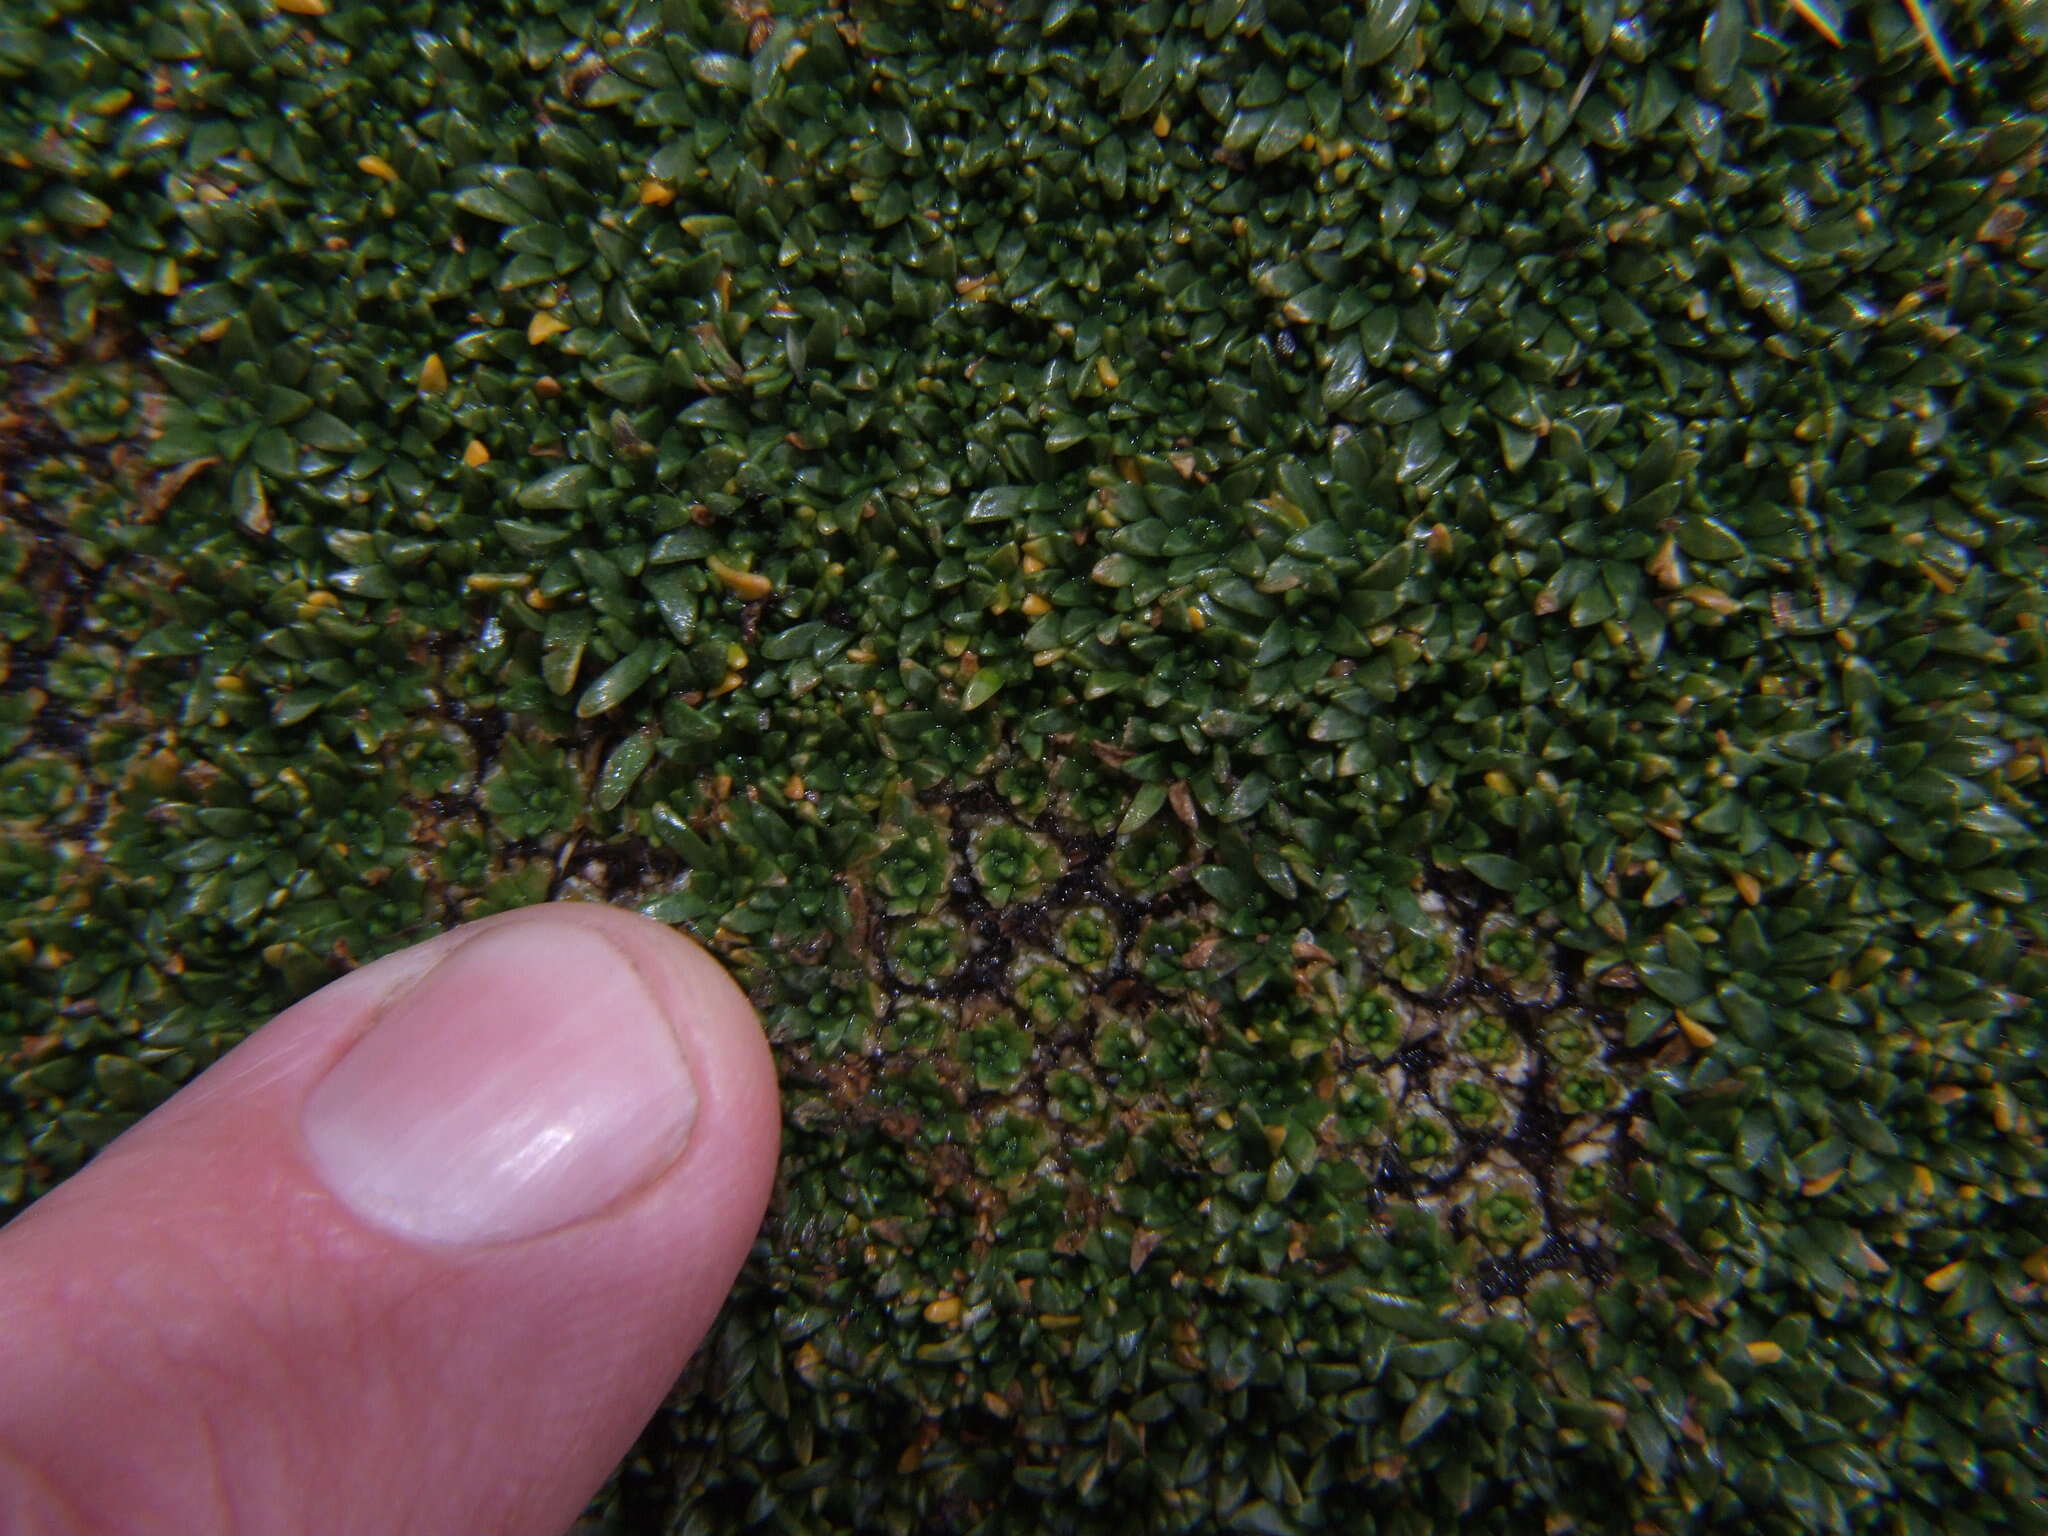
[0,903,782,1535]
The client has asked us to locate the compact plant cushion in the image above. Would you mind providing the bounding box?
[1,1,2043,1531]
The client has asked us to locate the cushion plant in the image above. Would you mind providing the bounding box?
[2,0,2044,1531]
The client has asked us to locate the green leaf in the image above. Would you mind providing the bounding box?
[44,185,112,228]
[691,51,750,89]
[1118,54,1173,120]
[1387,1339,1472,1379]
[1697,0,1744,96]
[1118,782,1167,834]
[1637,962,1705,1006]
[1675,516,1745,561]
[962,668,1005,711]
[596,728,657,811]
[592,361,660,405]
[452,185,528,224]
[966,485,1027,523]
[294,410,363,453]
[517,464,596,510]
[1356,0,1422,66]
[762,621,828,661]
[497,519,574,557]
[1462,854,1529,889]
[1356,1289,1453,1337]
[644,570,699,643]
[229,463,269,533]
[577,641,664,718]
[1399,1383,1452,1444]
[1308,704,1368,742]
[542,609,595,696]
[1219,772,1272,822]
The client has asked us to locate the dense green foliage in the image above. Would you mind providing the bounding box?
[4,0,2047,1530]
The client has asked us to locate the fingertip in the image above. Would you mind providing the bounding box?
[0,902,783,1536]
[483,902,783,1221]
[300,903,778,1248]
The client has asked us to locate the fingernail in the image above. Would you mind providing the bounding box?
[301,920,699,1246]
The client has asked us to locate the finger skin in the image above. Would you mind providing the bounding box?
[0,903,779,1536]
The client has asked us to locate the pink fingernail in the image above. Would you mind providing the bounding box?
[301,921,698,1246]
